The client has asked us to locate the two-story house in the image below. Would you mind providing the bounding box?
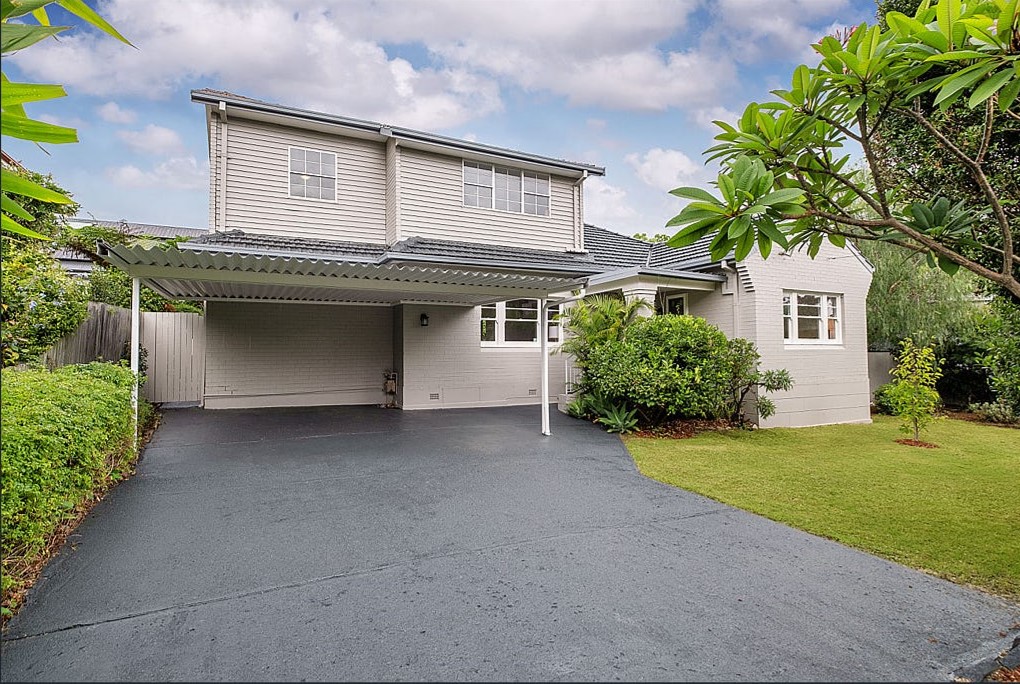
[100,90,873,430]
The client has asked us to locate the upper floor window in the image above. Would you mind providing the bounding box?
[289,147,336,201]
[783,291,842,344]
[464,162,549,216]
[481,300,559,346]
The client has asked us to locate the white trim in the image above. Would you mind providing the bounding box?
[783,290,843,345]
[479,299,560,348]
[130,277,140,448]
[541,298,551,436]
[287,145,338,202]
[664,293,688,315]
[462,160,550,217]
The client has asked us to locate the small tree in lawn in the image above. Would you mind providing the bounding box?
[886,338,943,442]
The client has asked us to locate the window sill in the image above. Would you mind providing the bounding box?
[783,341,844,348]
[481,343,562,351]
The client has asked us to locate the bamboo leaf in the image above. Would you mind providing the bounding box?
[0,111,78,143]
[1,22,66,53]
[1,82,66,107]
[1,167,74,203]
[56,0,132,45]
[1,212,48,239]
[1,191,34,220]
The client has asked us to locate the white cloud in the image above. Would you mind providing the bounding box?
[692,106,739,133]
[584,177,639,227]
[117,124,185,155]
[38,113,88,129]
[625,148,704,193]
[97,101,137,124]
[107,156,208,191]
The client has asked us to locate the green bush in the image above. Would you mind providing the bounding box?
[873,383,897,415]
[1,362,141,605]
[88,266,203,314]
[968,400,1019,425]
[1,238,88,367]
[586,315,733,423]
[980,297,1020,418]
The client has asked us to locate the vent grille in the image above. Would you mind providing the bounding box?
[429,393,440,400]
[528,389,538,396]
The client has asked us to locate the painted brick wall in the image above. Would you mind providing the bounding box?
[204,302,393,409]
[741,243,873,427]
[399,304,566,409]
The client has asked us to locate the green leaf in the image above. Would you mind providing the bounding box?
[1,212,48,239]
[968,69,1014,108]
[1,167,74,203]
[998,75,1020,111]
[733,224,756,260]
[56,0,132,45]
[728,214,751,238]
[1,191,34,220]
[718,173,736,206]
[936,0,960,50]
[760,188,805,206]
[757,230,773,259]
[0,82,66,108]
[924,50,989,62]
[668,186,720,203]
[3,0,53,20]
[0,111,78,143]
[933,63,994,106]
[827,233,846,248]
[937,254,960,275]
[1,22,66,53]
[757,216,790,249]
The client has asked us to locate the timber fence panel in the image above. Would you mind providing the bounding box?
[42,302,131,368]
[141,311,206,405]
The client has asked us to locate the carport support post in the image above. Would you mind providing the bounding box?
[541,298,551,436]
[130,277,140,448]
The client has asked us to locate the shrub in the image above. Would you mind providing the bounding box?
[1,362,143,610]
[968,400,1019,425]
[886,339,943,442]
[557,294,647,394]
[873,382,897,415]
[88,266,203,314]
[596,403,639,434]
[1,238,88,367]
[585,315,733,423]
[980,297,1020,418]
[723,338,793,427]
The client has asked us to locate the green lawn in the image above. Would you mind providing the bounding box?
[623,416,1020,600]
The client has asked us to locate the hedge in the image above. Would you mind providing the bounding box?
[1,362,143,610]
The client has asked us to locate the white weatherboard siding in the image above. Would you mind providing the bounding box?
[219,118,387,243]
[204,302,392,409]
[398,148,579,252]
[743,243,873,428]
[399,305,565,409]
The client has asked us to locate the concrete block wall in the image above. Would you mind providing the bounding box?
[398,304,566,410]
[204,301,393,409]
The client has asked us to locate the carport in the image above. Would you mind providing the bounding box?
[100,231,600,434]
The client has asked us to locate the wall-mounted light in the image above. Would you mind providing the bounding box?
[420,313,429,327]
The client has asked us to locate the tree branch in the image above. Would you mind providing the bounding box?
[976,97,994,164]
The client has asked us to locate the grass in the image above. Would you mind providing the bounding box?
[623,415,1020,600]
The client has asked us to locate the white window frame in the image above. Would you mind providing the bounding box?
[783,290,843,345]
[481,300,560,348]
[663,294,688,316]
[463,161,550,217]
[288,146,337,202]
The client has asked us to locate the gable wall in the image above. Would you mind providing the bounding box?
[741,244,873,427]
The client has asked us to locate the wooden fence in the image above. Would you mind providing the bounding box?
[42,303,206,406]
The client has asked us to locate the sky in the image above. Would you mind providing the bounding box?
[4,0,877,237]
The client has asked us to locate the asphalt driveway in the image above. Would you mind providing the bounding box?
[1,405,1016,681]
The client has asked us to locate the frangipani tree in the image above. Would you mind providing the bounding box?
[666,0,1020,299]
[1,0,130,239]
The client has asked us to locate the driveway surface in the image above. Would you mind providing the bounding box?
[1,406,1016,681]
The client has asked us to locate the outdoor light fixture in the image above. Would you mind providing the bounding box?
[420,313,429,327]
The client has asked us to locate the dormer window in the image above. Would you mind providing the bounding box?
[289,147,336,201]
[464,161,549,216]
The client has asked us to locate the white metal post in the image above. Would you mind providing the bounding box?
[540,298,551,436]
[130,277,140,446]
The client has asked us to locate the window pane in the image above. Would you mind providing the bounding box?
[536,195,549,215]
[481,305,496,318]
[480,320,496,342]
[548,323,560,343]
[782,295,791,317]
[478,187,492,206]
[320,184,335,201]
[290,181,305,197]
[321,153,336,177]
[505,320,537,342]
[827,296,838,318]
[798,317,821,339]
[784,317,792,340]
[505,299,537,310]
[827,318,838,340]
[291,148,304,166]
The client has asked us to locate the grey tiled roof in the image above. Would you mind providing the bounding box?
[188,230,388,259]
[583,224,716,271]
[582,224,651,268]
[389,236,597,268]
[648,237,716,269]
[69,218,207,239]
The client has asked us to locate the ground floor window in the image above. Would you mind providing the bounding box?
[481,299,559,346]
[783,291,842,344]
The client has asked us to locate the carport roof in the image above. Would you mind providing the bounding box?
[98,231,596,306]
